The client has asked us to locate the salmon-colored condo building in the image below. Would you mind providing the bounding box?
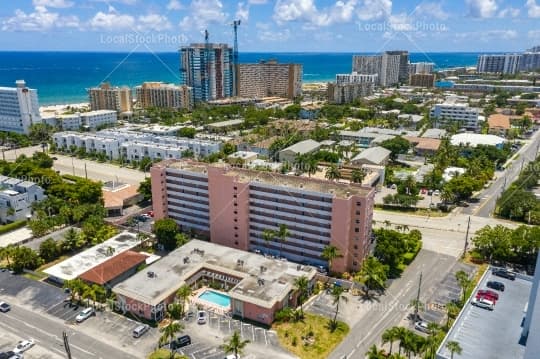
[151,160,375,273]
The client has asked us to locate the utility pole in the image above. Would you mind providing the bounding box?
[84,163,88,179]
[463,216,471,258]
[71,157,75,176]
[62,331,72,359]
[414,272,422,321]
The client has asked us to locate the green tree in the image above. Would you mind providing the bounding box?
[63,278,86,304]
[154,218,179,251]
[325,164,341,181]
[0,245,15,267]
[455,270,473,304]
[177,127,196,138]
[321,245,342,272]
[139,156,153,172]
[222,142,236,155]
[294,275,310,317]
[382,327,400,355]
[355,256,388,296]
[138,178,152,202]
[39,238,60,262]
[221,331,250,359]
[380,136,410,161]
[176,284,192,317]
[11,246,42,273]
[261,229,275,256]
[277,224,289,258]
[351,168,366,184]
[159,321,184,359]
[366,344,387,359]
[446,341,462,359]
[329,285,348,330]
[166,302,183,320]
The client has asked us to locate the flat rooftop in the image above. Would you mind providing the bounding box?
[43,232,139,281]
[162,160,373,198]
[436,268,530,359]
[113,239,317,308]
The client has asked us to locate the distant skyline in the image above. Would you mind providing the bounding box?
[1,0,540,53]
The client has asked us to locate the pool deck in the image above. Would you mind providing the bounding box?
[191,288,232,315]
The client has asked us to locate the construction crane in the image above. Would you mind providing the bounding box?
[231,20,241,97]
[203,29,210,101]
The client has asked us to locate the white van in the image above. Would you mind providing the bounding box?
[133,324,150,338]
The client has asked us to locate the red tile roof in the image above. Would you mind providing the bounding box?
[79,250,147,285]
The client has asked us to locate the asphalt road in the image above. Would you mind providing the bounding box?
[463,129,540,218]
[328,249,457,359]
[0,303,137,359]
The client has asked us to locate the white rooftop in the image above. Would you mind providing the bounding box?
[451,133,506,147]
[43,232,139,281]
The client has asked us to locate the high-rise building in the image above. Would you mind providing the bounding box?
[520,49,540,72]
[409,73,436,88]
[135,82,193,110]
[352,55,382,75]
[477,54,521,74]
[327,83,374,104]
[88,83,132,113]
[336,72,378,85]
[0,80,41,134]
[151,160,375,273]
[180,43,233,103]
[380,52,401,87]
[409,62,435,74]
[237,60,302,99]
[385,50,409,83]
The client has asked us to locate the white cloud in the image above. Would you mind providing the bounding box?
[456,29,517,42]
[138,14,172,31]
[236,2,249,22]
[32,0,73,8]
[387,13,414,32]
[166,0,183,10]
[179,0,228,30]
[414,2,448,20]
[498,7,519,18]
[465,0,498,18]
[258,28,290,41]
[273,0,359,27]
[89,11,135,30]
[527,0,540,17]
[249,0,267,4]
[356,0,391,21]
[91,0,137,4]
[2,5,79,31]
[529,30,540,39]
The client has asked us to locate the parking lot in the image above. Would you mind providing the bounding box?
[0,327,63,359]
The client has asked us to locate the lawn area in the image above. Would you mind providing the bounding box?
[273,313,349,359]
[22,271,47,281]
[147,349,188,359]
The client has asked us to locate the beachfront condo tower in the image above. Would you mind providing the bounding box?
[0,80,42,135]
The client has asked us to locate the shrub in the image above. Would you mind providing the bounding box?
[0,220,27,235]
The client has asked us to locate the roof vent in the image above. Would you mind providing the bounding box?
[147,271,155,278]
[237,259,244,267]
[260,266,267,273]
[183,257,190,264]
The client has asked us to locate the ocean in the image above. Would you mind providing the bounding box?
[0,52,481,105]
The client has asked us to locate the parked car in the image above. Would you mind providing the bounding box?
[132,324,150,338]
[0,302,11,312]
[170,335,191,350]
[197,310,207,324]
[471,297,495,311]
[433,190,440,196]
[487,281,505,292]
[147,211,154,217]
[13,339,35,353]
[492,268,516,280]
[75,307,95,323]
[414,321,430,334]
[0,351,22,359]
[476,289,499,302]
[427,189,433,196]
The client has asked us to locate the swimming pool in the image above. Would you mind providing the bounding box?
[198,290,231,308]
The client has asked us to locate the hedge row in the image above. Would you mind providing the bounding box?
[0,220,27,236]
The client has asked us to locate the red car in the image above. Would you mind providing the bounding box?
[476,289,499,302]
[147,211,154,217]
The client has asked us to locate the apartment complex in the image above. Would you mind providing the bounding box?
[43,110,117,130]
[88,83,132,113]
[180,43,233,102]
[409,62,434,74]
[237,60,302,99]
[335,72,378,85]
[520,48,540,71]
[430,100,480,131]
[327,82,375,104]
[0,80,42,134]
[352,51,407,87]
[477,54,522,74]
[53,129,221,161]
[135,82,193,110]
[151,160,375,273]
[409,73,436,88]
[0,175,45,224]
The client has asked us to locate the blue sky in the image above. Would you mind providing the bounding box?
[1,0,540,52]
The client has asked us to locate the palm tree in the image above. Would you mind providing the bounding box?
[261,229,275,256]
[221,331,250,359]
[167,302,183,320]
[402,225,409,232]
[382,327,399,354]
[176,284,192,317]
[82,285,96,307]
[277,224,289,258]
[455,270,472,304]
[445,301,460,329]
[0,245,14,268]
[383,220,392,228]
[159,321,183,359]
[325,164,341,181]
[321,245,342,272]
[294,275,310,317]
[351,168,366,184]
[330,285,348,329]
[356,256,387,296]
[426,322,441,358]
[446,340,462,359]
[395,327,409,356]
[293,153,307,173]
[366,344,386,359]
[305,155,319,177]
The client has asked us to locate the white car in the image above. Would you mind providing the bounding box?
[13,339,35,353]
[414,321,430,334]
[471,297,494,311]
[433,190,441,196]
[197,310,207,324]
[75,307,95,323]
[224,355,240,359]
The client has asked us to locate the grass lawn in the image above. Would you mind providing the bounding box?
[374,207,448,217]
[147,349,188,359]
[37,256,70,271]
[273,313,349,359]
[22,271,47,281]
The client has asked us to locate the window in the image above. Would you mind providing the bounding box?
[354,245,358,249]
[233,194,237,198]
[356,201,361,206]
[356,211,360,215]
[355,228,359,233]
[356,219,360,224]
[234,226,238,230]
[234,218,237,222]
[234,186,237,190]
[234,210,238,214]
